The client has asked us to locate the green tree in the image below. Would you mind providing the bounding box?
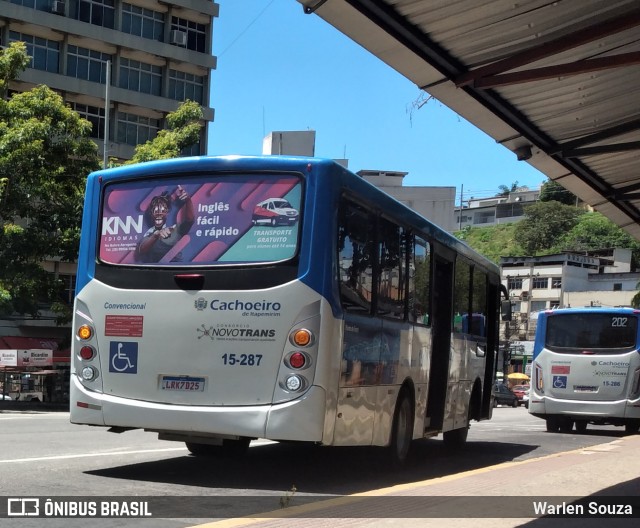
[125,100,203,164]
[0,44,101,320]
[0,42,204,322]
[557,212,640,253]
[498,181,519,196]
[455,224,522,263]
[514,201,583,254]
[539,179,577,205]
[631,283,640,309]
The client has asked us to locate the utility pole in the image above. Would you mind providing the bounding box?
[459,184,463,230]
[103,60,111,169]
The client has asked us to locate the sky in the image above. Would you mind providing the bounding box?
[207,0,548,203]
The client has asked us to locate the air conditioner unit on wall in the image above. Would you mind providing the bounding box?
[51,0,65,15]
[170,30,187,47]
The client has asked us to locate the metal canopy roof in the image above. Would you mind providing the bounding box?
[297,0,640,240]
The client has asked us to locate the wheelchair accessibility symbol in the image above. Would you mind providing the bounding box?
[552,375,567,389]
[109,342,138,374]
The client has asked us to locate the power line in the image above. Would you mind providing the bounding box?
[217,0,277,58]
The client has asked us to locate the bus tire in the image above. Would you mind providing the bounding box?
[186,438,251,457]
[185,442,215,456]
[575,421,588,434]
[387,389,413,466]
[443,423,469,450]
[545,417,561,432]
[625,421,640,434]
[559,419,574,433]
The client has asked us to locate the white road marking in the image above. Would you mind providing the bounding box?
[0,447,186,464]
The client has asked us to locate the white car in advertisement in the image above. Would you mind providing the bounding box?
[252,198,299,226]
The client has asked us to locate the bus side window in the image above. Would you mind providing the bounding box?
[410,236,431,325]
[377,218,405,319]
[453,258,471,332]
[338,201,374,314]
[471,268,488,337]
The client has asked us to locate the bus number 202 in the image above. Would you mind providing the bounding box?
[222,353,263,366]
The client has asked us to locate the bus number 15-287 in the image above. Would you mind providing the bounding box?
[221,353,263,366]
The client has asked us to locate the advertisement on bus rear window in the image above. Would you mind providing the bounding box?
[99,174,301,266]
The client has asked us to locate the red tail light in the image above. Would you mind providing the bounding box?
[80,346,95,360]
[289,352,306,369]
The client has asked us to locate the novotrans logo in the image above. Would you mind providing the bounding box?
[209,299,282,317]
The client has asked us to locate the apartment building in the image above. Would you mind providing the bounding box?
[501,249,640,340]
[1,0,218,160]
[455,188,540,229]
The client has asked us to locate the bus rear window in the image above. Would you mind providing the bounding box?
[545,313,638,351]
[99,173,302,266]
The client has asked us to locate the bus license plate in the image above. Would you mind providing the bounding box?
[160,376,206,392]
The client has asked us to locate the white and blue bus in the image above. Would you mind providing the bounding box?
[71,156,509,463]
[529,307,640,434]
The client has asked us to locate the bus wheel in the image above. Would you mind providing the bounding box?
[559,419,574,433]
[575,421,588,434]
[186,438,251,457]
[443,422,469,450]
[388,390,413,466]
[545,417,561,432]
[625,421,640,434]
[222,438,251,456]
[185,442,216,456]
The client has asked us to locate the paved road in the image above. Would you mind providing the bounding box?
[0,407,637,527]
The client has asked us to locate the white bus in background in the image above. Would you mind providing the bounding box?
[70,155,510,465]
[529,307,640,434]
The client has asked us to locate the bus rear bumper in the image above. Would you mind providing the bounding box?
[529,395,640,420]
[70,376,327,442]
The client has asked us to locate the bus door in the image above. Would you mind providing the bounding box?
[425,250,454,432]
[481,282,499,418]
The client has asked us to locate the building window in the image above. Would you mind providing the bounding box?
[613,283,622,291]
[70,0,115,29]
[474,211,495,225]
[116,112,159,146]
[530,300,547,312]
[10,0,51,11]
[508,277,523,290]
[169,69,205,104]
[119,58,162,96]
[71,103,105,139]
[122,3,165,40]
[551,277,562,289]
[181,141,201,157]
[67,46,111,83]
[59,274,76,305]
[171,17,207,53]
[9,32,59,73]
[532,277,548,289]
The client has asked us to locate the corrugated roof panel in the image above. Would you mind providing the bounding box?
[298,0,640,239]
